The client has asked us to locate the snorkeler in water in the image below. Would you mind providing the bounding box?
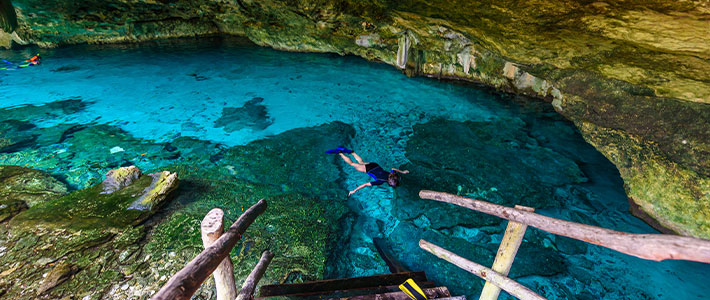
[1,53,41,70]
[326,146,410,197]
[25,53,41,65]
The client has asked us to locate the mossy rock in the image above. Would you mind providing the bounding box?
[0,166,174,299]
[394,118,586,229]
[136,175,348,296]
[220,121,355,198]
[0,165,67,222]
[11,168,177,231]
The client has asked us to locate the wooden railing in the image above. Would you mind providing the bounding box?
[152,199,272,300]
[418,190,710,300]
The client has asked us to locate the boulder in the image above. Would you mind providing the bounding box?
[101,166,142,194]
[10,166,178,229]
[128,171,179,211]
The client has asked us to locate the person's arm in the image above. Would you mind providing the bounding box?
[391,168,410,174]
[348,182,372,197]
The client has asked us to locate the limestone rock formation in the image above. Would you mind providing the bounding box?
[2,0,709,237]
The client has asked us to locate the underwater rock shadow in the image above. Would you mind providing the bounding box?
[51,65,81,72]
[214,97,273,132]
[0,97,92,122]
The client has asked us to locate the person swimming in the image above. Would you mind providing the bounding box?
[1,53,41,70]
[326,146,410,197]
[25,54,41,65]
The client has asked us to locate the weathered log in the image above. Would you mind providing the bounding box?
[201,208,237,300]
[419,239,546,300]
[419,190,710,263]
[480,205,534,300]
[236,250,275,300]
[152,199,267,300]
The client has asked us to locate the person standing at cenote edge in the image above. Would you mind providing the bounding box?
[326,146,410,197]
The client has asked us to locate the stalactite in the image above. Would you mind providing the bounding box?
[457,47,476,75]
[396,32,411,69]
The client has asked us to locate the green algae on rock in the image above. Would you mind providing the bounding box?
[11,167,178,230]
[0,166,178,299]
[0,165,67,222]
[3,120,356,299]
[579,121,710,239]
[129,171,179,211]
[0,165,67,207]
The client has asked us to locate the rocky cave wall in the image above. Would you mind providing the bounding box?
[1,0,708,238]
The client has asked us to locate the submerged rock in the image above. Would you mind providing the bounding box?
[0,120,37,153]
[0,165,67,222]
[214,97,273,132]
[395,118,586,229]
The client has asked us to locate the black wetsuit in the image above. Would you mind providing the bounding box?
[365,163,391,186]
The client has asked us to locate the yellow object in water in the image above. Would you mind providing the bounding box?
[399,278,427,300]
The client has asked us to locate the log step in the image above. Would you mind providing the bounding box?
[259,271,428,297]
[339,286,451,300]
[428,297,466,300]
[255,282,436,299]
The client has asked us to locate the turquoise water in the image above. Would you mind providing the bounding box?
[1,37,709,299]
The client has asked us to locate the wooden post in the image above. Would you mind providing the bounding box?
[236,250,275,300]
[419,239,547,300]
[201,208,237,300]
[480,205,534,300]
[152,199,267,300]
[419,190,710,263]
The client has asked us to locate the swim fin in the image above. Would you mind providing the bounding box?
[399,278,427,300]
[325,146,353,154]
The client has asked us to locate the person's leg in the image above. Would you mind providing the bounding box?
[351,152,368,164]
[339,153,366,172]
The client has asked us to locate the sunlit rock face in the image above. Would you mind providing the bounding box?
[2,0,709,237]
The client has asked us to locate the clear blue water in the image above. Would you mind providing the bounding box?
[1,37,709,299]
